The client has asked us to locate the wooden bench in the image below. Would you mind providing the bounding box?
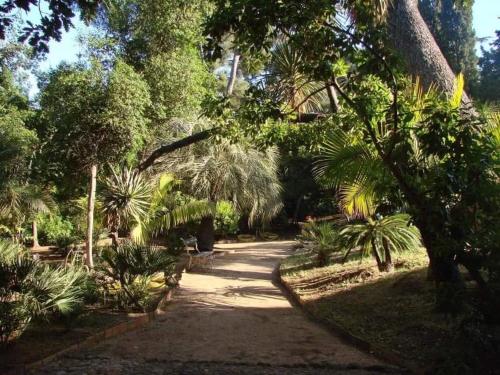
[181,236,215,271]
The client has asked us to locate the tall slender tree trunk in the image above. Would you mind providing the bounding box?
[197,216,215,251]
[226,52,240,96]
[86,164,97,268]
[388,0,471,104]
[32,220,39,248]
[326,83,340,113]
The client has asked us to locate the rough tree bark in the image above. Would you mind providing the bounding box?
[388,0,471,104]
[85,164,97,268]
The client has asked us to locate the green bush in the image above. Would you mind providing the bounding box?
[0,240,88,345]
[98,242,177,312]
[37,213,76,246]
[214,201,240,237]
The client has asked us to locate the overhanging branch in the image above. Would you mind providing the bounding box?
[137,128,214,172]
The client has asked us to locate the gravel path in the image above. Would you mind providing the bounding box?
[34,241,399,374]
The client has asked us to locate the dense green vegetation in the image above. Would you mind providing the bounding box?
[0,0,499,372]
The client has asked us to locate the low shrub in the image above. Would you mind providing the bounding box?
[0,240,88,346]
[214,201,240,237]
[298,221,339,266]
[98,242,177,312]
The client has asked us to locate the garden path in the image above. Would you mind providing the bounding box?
[35,241,396,375]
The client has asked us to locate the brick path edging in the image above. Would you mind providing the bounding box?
[6,258,188,375]
[278,264,418,374]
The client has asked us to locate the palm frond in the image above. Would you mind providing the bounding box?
[314,129,385,217]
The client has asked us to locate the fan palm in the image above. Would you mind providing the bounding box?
[0,184,55,246]
[338,213,421,272]
[159,131,283,251]
[0,240,87,345]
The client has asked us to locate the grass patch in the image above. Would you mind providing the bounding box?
[280,248,498,372]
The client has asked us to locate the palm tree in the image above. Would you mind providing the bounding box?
[100,168,214,245]
[130,173,215,244]
[266,40,329,117]
[158,129,283,251]
[338,214,421,272]
[0,184,55,246]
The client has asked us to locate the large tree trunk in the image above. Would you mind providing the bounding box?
[85,164,97,268]
[388,0,471,104]
[197,216,215,251]
[32,220,39,248]
[226,52,240,96]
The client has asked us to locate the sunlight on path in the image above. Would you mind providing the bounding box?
[35,241,393,374]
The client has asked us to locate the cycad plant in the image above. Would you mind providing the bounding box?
[314,128,389,217]
[130,173,215,244]
[98,242,176,311]
[338,214,421,272]
[0,240,87,345]
[299,221,339,266]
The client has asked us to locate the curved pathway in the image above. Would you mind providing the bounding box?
[35,241,396,374]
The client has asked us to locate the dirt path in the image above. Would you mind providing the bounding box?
[35,241,397,374]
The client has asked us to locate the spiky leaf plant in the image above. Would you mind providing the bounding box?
[0,240,88,345]
[338,214,421,272]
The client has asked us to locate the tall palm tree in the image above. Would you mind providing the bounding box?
[159,130,283,251]
[0,184,55,246]
[338,213,421,272]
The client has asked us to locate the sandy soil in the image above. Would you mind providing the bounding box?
[34,241,395,374]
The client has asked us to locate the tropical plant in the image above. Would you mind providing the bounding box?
[314,128,389,218]
[266,40,329,116]
[298,221,339,266]
[101,167,152,247]
[338,214,422,272]
[98,242,176,311]
[129,173,215,244]
[0,240,88,345]
[39,59,151,267]
[159,128,282,250]
[0,184,55,246]
[37,213,82,254]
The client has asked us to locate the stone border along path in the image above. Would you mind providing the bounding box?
[34,241,401,375]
